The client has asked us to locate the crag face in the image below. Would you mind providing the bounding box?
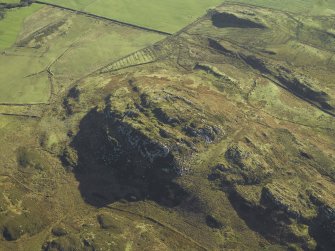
[0,1,334,251]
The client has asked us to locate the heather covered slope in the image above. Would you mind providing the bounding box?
[0,1,334,251]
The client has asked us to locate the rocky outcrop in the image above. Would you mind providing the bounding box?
[227,188,317,250]
[1,210,46,241]
[67,83,224,207]
[43,235,94,251]
[261,182,317,221]
[103,116,177,176]
[99,84,224,178]
[240,55,271,74]
[274,68,334,113]
[221,143,272,185]
[204,132,335,250]
[211,12,266,29]
[207,38,233,55]
[208,158,335,250]
[238,51,334,115]
[309,192,335,246]
[63,86,81,115]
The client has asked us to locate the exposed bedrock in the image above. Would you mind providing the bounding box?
[211,12,266,29]
[66,108,187,208]
[63,84,223,208]
[239,53,334,115]
[275,71,334,113]
[207,141,335,250]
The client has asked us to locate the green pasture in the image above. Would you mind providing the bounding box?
[0,54,50,103]
[0,4,41,51]
[38,0,335,34]
[38,0,223,33]
[0,7,163,104]
[49,15,163,80]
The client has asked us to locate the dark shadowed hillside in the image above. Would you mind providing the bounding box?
[0,1,334,250]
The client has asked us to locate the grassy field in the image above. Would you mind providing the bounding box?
[38,0,223,33]
[0,4,41,51]
[50,17,164,80]
[38,0,335,32]
[0,6,164,104]
[0,57,50,104]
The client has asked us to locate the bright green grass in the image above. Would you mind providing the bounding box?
[38,0,335,33]
[85,0,223,33]
[38,0,223,33]
[0,4,41,51]
[0,55,50,103]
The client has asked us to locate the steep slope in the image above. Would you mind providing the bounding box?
[0,2,334,251]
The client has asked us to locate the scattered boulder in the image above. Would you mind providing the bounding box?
[153,107,180,126]
[2,212,45,241]
[52,227,68,237]
[225,146,245,168]
[16,147,45,170]
[97,214,120,231]
[205,215,224,229]
[240,54,271,74]
[61,146,78,169]
[183,124,219,143]
[43,236,85,251]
